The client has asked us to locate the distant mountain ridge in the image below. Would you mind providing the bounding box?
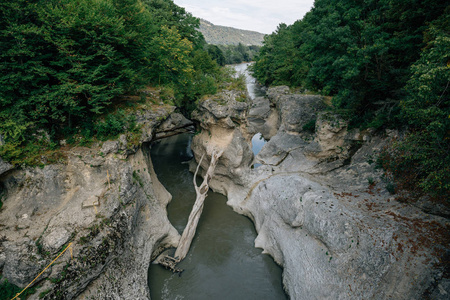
[198,19,265,46]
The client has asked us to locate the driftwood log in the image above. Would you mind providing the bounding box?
[159,149,223,273]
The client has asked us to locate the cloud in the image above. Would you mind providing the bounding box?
[173,0,314,34]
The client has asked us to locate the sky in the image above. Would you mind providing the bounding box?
[172,0,315,34]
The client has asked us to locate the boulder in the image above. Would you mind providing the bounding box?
[42,227,71,254]
[266,86,290,104]
[156,112,193,133]
[277,94,326,134]
[100,141,119,155]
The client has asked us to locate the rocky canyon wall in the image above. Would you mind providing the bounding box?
[0,107,192,299]
[190,87,449,300]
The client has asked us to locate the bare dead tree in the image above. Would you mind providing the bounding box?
[158,149,223,273]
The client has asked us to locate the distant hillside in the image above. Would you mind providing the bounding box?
[199,19,265,46]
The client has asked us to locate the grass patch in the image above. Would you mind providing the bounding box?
[132,171,144,187]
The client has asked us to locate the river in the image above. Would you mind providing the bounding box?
[147,64,286,300]
[233,62,266,99]
[148,133,286,299]
[235,62,268,165]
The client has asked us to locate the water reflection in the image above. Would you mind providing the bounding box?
[251,132,267,156]
[251,133,267,168]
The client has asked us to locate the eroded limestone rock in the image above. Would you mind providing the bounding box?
[0,106,186,299]
[0,146,179,299]
[247,96,279,139]
[100,141,119,155]
[2,240,50,287]
[191,92,253,194]
[191,86,449,300]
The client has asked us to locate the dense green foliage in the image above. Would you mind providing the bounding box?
[378,18,450,199]
[205,43,260,66]
[252,1,449,199]
[0,0,237,170]
[218,44,261,65]
[0,0,222,159]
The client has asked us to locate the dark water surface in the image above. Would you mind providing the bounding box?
[148,133,286,300]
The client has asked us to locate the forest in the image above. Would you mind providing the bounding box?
[0,0,229,164]
[1,0,448,200]
[206,44,261,66]
[252,0,449,199]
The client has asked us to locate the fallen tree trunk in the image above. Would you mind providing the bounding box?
[175,149,223,261]
[158,149,223,272]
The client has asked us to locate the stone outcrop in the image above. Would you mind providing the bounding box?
[267,89,327,134]
[0,157,13,176]
[247,96,279,139]
[190,91,254,195]
[0,105,186,299]
[190,86,449,300]
[154,112,194,140]
[1,83,448,299]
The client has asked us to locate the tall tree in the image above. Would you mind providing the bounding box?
[143,0,205,48]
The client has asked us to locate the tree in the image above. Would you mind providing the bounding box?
[206,45,226,66]
[159,150,223,272]
[149,25,194,85]
[388,15,450,197]
[251,0,450,200]
[252,0,448,128]
[143,0,205,48]
[252,23,295,86]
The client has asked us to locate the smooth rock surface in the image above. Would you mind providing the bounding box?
[191,86,449,300]
[0,105,186,299]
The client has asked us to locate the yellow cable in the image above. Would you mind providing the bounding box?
[10,242,73,300]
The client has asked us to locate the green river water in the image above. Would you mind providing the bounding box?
[147,132,287,300]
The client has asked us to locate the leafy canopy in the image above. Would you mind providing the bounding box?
[0,0,222,155]
[252,0,449,198]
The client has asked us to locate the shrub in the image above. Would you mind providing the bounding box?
[0,278,37,300]
[378,133,450,201]
[302,119,316,132]
[95,112,127,141]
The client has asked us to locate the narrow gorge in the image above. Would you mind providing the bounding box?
[180,63,449,299]
[0,64,448,300]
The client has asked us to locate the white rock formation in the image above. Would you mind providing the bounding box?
[191,87,449,300]
[0,106,186,299]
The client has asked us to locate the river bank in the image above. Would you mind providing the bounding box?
[0,106,189,299]
[0,63,448,299]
